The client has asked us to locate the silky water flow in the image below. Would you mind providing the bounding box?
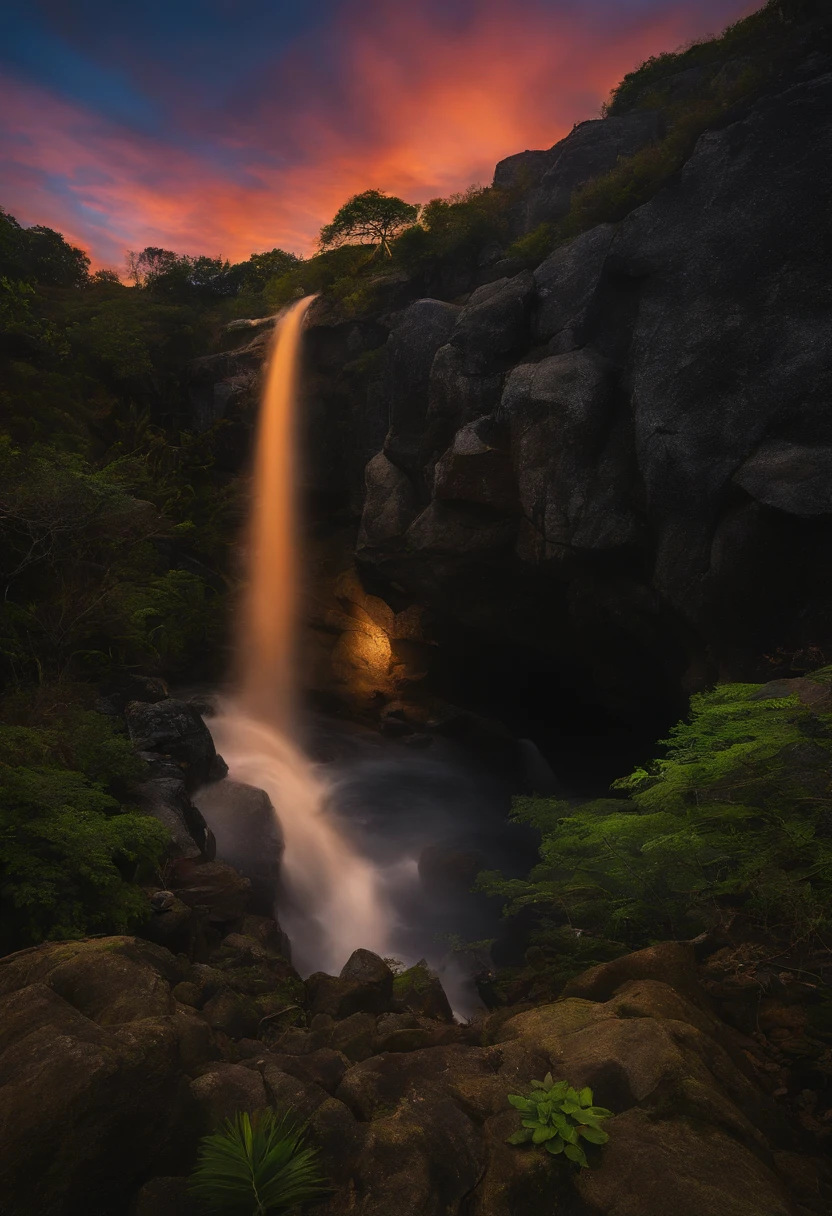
[209,296,390,975]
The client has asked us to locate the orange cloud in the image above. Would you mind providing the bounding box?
[0,0,752,269]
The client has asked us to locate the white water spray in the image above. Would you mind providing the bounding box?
[212,297,389,974]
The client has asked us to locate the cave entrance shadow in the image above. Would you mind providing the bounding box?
[444,642,682,797]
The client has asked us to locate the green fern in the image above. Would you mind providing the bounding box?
[189,1109,327,1215]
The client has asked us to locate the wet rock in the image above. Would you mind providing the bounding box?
[392,960,455,1023]
[449,271,535,375]
[340,949,395,1006]
[260,1048,351,1095]
[0,943,194,1216]
[306,1096,368,1189]
[171,981,202,1008]
[202,990,261,1040]
[167,859,251,928]
[307,950,395,1020]
[261,1062,330,1121]
[330,1011,379,1062]
[189,1062,267,1130]
[575,1107,797,1216]
[0,936,182,1023]
[561,941,703,1006]
[193,780,283,916]
[125,698,225,792]
[733,442,832,516]
[133,777,214,860]
[501,347,638,562]
[96,674,169,716]
[130,1176,198,1216]
[609,70,832,640]
[138,891,207,959]
[433,415,517,512]
[173,1008,220,1072]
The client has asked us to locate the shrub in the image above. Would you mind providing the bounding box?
[507,1074,612,1167]
[479,675,832,950]
[189,1109,326,1215]
[392,186,509,276]
[0,763,167,951]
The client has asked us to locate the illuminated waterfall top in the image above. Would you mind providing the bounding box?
[237,295,315,732]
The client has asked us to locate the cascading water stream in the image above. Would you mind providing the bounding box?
[210,296,390,974]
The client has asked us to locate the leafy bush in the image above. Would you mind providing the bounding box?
[507,1074,612,1167]
[189,1109,326,1215]
[0,764,167,951]
[0,207,89,287]
[479,676,832,951]
[604,0,819,117]
[0,697,167,952]
[392,186,509,277]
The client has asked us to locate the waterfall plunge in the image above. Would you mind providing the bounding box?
[211,297,389,974]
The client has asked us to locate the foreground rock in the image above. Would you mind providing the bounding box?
[1,936,828,1215]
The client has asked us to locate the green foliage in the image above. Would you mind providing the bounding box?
[393,185,508,276]
[0,207,89,287]
[480,678,832,950]
[320,189,420,257]
[0,696,167,952]
[604,0,818,117]
[507,1074,612,1167]
[236,248,302,292]
[189,1109,327,1215]
[262,244,374,313]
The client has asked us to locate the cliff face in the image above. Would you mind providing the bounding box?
[338,55,832,728]
[193,44,832,745]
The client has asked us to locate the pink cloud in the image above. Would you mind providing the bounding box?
[0,0,752,269]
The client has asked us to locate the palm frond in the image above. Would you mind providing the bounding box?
[189,1108,327,1214]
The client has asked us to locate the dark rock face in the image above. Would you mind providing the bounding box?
[609,71,832,649]
[307,950,395,1020]
[133,776,214,860]
[193,780,283,917]
[350,62,832,730]
[126,699,226,792]
[382,298,460,477]
[494,111,661,238]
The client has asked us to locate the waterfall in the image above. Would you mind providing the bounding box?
[210,297,389,974]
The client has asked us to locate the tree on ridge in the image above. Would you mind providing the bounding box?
[319,189,420,258]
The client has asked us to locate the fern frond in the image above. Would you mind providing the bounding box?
[189,1108,327,1214]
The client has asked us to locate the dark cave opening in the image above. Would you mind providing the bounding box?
[445,641,683,796]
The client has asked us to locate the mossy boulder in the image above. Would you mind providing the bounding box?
[392,959,454,1022]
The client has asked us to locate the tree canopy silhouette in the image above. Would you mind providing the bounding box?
[319,189,419,257]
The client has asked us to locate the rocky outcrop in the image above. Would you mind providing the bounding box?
[350,57,832,726]
[495,110,662,237]
[2,934,828,1216]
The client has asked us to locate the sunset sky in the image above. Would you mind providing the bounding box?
[2,0,754,271]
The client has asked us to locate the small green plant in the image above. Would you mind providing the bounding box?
[507,1074,612,1168]
[189,1109,327,1215]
